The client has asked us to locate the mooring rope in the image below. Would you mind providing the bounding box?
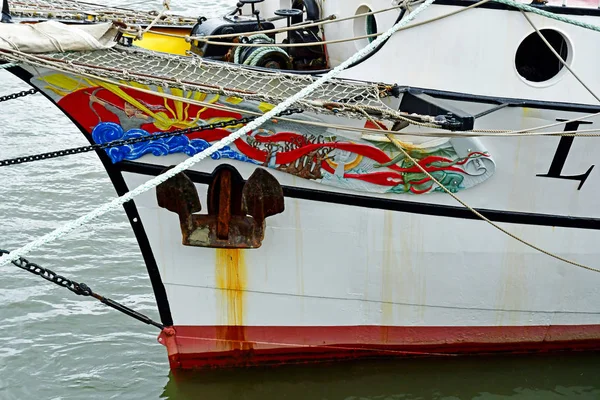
[0,62,17,69]
[356,107,600,274]
[160,0,493,48]
[0,0,438,267]
[493,0,600,33]
[387,133,600,274]
[9,46,600,139]
[185,5,403,42]
[136,0,171,40]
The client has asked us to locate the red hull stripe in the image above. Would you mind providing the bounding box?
[158,325,600,369]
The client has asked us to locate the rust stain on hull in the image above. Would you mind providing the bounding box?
[215,249,253,351]
[381,211,394,343]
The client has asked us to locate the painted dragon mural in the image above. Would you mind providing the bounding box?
[35,72,496,195]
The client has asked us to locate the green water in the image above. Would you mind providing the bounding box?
[1,1,600,398]
[163,355,600,400]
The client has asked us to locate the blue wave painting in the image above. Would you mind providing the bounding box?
[91,122,258,165]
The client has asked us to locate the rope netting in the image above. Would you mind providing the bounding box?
[3,45,395,120]
[0,0,439,268]
[2,0,600,275]
[7,0,195,25]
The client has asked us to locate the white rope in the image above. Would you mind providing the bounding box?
[185,5,403,42]
[492,0,600,33]
[0,0,437,267]
[136,0,171,40]
[7,45,600,139]
[0,62,17,69]
[385,132,600,274]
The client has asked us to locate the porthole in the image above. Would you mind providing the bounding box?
[367,14,378,43]
[515,29,569,83]
[354,5,377,49]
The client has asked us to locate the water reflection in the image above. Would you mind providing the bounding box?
[161,353,600,400]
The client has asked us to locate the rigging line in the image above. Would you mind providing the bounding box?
[7,48,600,139]
[188,0,494,49]
[521,11,600,104]
[6,46,600,139]
[494,110,600,135]
[9,0,183,14]
[361,109,600,274]
[137,0,171,39]
[391,134,600,273]
[0,0,438,267]
[470,8,600,137]
[163,330,458,358]
[156,6,403,41]
[0,47,402,119]
[352,101,599,135]
[9,57,597,137]
[190,32,391,48]
[168,281,600,315]
[492,0,600,34]
[152,0,491,44]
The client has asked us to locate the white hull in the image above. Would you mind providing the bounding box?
[5,0,600,368]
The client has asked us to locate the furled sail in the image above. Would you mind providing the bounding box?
[0,20,118,52]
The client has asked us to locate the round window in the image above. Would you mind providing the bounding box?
[353,5,378,49]
[367,14,378,43]
[515,29,569,83]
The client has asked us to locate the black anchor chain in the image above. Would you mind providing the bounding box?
[0,88,38,103]
[0,107,304,167]
[0,249,165,330]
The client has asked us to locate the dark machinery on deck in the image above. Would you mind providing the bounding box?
[190,0,326,71]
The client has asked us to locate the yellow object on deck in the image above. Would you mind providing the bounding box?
[134,27,191,56]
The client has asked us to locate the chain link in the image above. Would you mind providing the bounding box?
[0,63,19,70]
[0,107,304,167]
[0,108,303,327]
[0,88,38,103]
[0,249,92,296]
[0,249,165,329]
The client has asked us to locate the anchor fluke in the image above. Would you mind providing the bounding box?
[242,168,285,225]
[156,165,284,249]
[156,167,202,221]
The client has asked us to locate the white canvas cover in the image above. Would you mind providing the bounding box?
[0,20,118,53]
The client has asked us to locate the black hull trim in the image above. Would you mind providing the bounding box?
[8,53,600,329]
[7,66,174,327]
[118,160,600,231]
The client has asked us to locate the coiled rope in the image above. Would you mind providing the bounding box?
[0,0,438,267]
[233,34,289,67]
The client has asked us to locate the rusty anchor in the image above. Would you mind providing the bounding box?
[156,165,284,249]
